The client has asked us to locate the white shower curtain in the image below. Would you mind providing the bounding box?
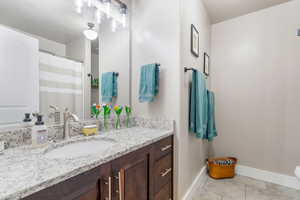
[39,52,84,121]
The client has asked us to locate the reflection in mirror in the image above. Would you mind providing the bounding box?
[0,0,131,125]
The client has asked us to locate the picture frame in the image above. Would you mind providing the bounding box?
[191,24,199,57]
[204,52,209,76]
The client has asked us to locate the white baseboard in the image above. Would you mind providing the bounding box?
[236,165,300,190]
[182,166,208,200]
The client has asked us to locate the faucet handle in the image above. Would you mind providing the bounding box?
[49,105,59,111]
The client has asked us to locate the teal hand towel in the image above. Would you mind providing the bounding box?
[139,64,160,102]
[189,70,208,139]
[207,90,218,141]
[101,72,118,103]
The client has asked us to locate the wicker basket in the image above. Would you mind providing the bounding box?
[207,157,238,179]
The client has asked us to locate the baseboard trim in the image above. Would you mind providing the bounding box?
[182,166,208,200]
[236,165,300,190]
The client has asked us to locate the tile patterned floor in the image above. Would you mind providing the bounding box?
[192,175,300,200]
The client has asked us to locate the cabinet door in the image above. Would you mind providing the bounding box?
[99,162,113,200]
[23,166,101,200]
[154,182,172,200]
[112,147,151,200]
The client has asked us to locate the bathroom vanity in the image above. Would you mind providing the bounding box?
[0,122,174,200]
[24,135,173,200]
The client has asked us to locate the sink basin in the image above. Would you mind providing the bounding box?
[44,138,116,159]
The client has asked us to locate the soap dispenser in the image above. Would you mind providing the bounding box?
[23,113,33,127]
[32,114,48,147]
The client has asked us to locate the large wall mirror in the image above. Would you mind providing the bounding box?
[0,0,131,125]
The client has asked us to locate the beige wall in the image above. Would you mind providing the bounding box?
[131,0,181,199]
[210,0,300,176]
[99,12,131,106]
[179,0,211,198]
[131,0,212,199]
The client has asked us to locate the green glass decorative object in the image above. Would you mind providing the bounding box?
[102,104,111,131]
[91,104,101,119]
[125,105,132,128]
[114,105,123,129]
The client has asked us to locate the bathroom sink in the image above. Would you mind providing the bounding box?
[44,138,116,160]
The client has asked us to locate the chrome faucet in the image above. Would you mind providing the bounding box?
[49,105,61,124]
[63,108,80,140]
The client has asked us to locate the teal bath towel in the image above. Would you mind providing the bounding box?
[139,64,160,102]
[189,70,208,139]
[101,72,118,103]
[206,90,218,141]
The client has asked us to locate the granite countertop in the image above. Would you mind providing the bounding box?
[0,127,173,200]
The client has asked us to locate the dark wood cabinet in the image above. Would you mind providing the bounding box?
[75,187,99,200]
[23,166,102,200]
[111,146,151,200]
[153,136,173,200]
[99,162,112,200]
[154,183,172,200]
[24,136,173,200]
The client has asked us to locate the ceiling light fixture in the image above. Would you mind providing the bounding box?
[74,0,127,32]
[103,0,111,19]
[120,4,127,28]
[83,23,98,40]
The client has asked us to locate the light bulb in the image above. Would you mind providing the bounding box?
[76,6,82,13]
[75,0,83,13]
[112,20,117,32]
[84,29,98,40]
[122,14,126,28]
[83,23,98,40]
[105,1,111,19]
[96,9,102,24]
[87,0,92,7]
[120,5,127,28]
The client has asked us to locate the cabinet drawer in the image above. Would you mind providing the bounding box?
[154,182,172,200]
[154,154,172,194]
[154,136,173,160]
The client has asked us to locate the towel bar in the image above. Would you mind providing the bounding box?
[184,67,208,79]
[184,67,196,72]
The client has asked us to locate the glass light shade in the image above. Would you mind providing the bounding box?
[75,0,83,13]
[87,0,92,7]
[122,14,126,28]
[105,2,111,18]
[83,29,98,40]
[96,10,102,24]
[76,6,82,13]
[111,20,117,32]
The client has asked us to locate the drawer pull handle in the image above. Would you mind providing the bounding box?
[118,171,124,200]
[161,145,172,152]
[160,168,172,177]
[108,176,112,200]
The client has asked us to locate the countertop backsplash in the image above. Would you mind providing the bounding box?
[0,116,174,150]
